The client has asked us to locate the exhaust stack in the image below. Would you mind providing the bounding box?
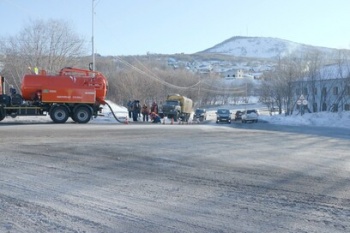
[0,76,4,95]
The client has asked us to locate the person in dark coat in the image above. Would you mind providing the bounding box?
[127,100,133,119]
[132,100,141,121]
[9,85,17,96]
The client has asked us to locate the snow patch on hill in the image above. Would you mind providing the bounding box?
[200,36,338,59]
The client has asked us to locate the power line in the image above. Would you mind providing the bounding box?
[115,56,198,90]
[200,79,247,92]
[115,56,247,94]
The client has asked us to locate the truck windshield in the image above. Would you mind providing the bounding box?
[166,101,179,106]
[217,109,229,114]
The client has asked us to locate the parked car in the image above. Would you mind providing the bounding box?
[216,109,232,124]
[241,109,259,123]
[234,110,243,121]
[193,108,207,122]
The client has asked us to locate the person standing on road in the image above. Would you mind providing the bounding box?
[151,101,158,114]
[127,100,133,119]
[132,100,141,122]
[141,103,150,122]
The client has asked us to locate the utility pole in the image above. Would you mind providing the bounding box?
[91,0,95,71]
[245,80,247,111]
[198,80,201,107]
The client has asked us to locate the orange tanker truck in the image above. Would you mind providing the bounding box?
[0,67,109,123]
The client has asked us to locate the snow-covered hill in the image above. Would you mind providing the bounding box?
[199,36,339,59]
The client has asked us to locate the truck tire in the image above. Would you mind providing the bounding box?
[188,113,191,122]
[173,113,178,122]
[50,105,69,123]
[73,106,92,124]
[0,106,5,121]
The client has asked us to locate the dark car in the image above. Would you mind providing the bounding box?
[216,109,231,124]
[193,108,207,122]
[234,110,243,121]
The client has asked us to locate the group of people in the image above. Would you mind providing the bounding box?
[127,100,161,123]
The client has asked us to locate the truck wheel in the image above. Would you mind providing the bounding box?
[0,107,5,121]
[186,113,191,122]
[73,106,92,124]
[50,106,69,123]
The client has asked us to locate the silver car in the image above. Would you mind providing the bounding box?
[241,109,259,123]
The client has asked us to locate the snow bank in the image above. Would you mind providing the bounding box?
[260,111,350,129]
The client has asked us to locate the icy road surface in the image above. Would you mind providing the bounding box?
[1,122,350,233]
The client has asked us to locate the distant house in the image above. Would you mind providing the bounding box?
[292,64,350,113]
[167,57,177,66]
[197,64,213,74]
[224,69,244,79]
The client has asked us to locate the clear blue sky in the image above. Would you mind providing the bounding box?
[1,0,350,56]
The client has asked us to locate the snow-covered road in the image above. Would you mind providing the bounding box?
[1,123,349,232]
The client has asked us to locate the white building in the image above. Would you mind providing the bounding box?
[293,64,350,112]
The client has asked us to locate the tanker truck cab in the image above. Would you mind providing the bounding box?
[0,67,109,124]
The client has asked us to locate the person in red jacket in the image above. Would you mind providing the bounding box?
[150,101,158,114]
[150,112,161,123]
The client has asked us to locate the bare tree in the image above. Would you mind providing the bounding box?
[0,19,87,90]
[330,50,350,111]
[303,50,323,112]
[260,56,306,115]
